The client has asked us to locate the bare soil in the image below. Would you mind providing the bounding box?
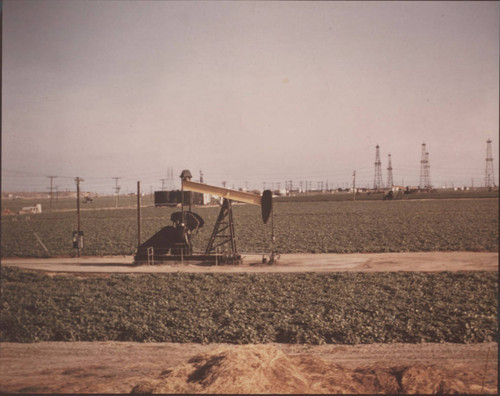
[1,251,498,274]
[0,342,496,394]
[0,252,497,393]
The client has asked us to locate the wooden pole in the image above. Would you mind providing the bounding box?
[352,171,356,201]
[75,177,83,257]
[137,181,141,247]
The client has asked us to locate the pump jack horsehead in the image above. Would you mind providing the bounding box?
[134,170,275,265]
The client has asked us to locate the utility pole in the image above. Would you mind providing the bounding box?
[75,177,84,258]
[112,177,121,207]
[47,176,57,211]
[168,167,174,190]
[352,171,356,201]
[137,181,141,248]
[160,178,167,191]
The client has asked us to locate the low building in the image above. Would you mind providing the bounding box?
[19,204,42,214]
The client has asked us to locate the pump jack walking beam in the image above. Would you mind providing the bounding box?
[181,179,273,224]
[182,180,261,205]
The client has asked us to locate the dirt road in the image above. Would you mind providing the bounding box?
[1,251,497,274]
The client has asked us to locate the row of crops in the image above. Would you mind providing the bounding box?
[1,198,498,257]
[0,267,496,344]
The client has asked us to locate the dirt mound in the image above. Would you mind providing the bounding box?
[131,344,309,394]
[130,344,482,394]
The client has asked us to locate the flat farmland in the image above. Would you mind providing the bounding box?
[0,267,498,393]
[1,198,498,257]
[1,197,498,394]
[1,268,496,344]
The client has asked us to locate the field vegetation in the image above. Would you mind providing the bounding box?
[1,198,497,257]
[277,188,499,203]
[1,267,496,344]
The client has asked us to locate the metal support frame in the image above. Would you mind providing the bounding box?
[205,199,237,255]
[147,246,154,265]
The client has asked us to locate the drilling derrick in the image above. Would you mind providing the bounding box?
[373,145,383,190]
[485,139,495,188]
[386,154,393,189]
[424,152,431,190]
[419,143,431,190]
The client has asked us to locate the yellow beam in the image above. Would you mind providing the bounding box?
[182,180,261,206]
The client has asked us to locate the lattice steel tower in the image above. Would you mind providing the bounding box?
[425,152,431,189]
[373,144,383,190]
[485,139,495,187]
[419,143,431,189]
[386,154,393,189]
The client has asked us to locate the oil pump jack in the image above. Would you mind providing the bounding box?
[134,170,275,265]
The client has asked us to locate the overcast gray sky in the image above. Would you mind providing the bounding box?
[2,0,499,193]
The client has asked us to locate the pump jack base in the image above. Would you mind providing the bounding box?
[133,253,242,266]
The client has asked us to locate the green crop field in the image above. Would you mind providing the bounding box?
[1,198,498,257]
[0,267,496,344]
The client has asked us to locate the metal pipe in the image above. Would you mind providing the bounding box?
[182,179,261,205]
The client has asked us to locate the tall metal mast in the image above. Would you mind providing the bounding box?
[485,139,495,188]
[386,154,393,189]
[373,144,383,190]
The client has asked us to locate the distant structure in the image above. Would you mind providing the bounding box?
[425,152,431,189]
[112,177,121,207]
[485,139,495,188]
[373,145,383,189]
[167,167,175,190]
[386,154,393,189]
[419,143,431,190]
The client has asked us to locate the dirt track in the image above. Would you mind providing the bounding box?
[1,251,498,274]
[0,342,497,394]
